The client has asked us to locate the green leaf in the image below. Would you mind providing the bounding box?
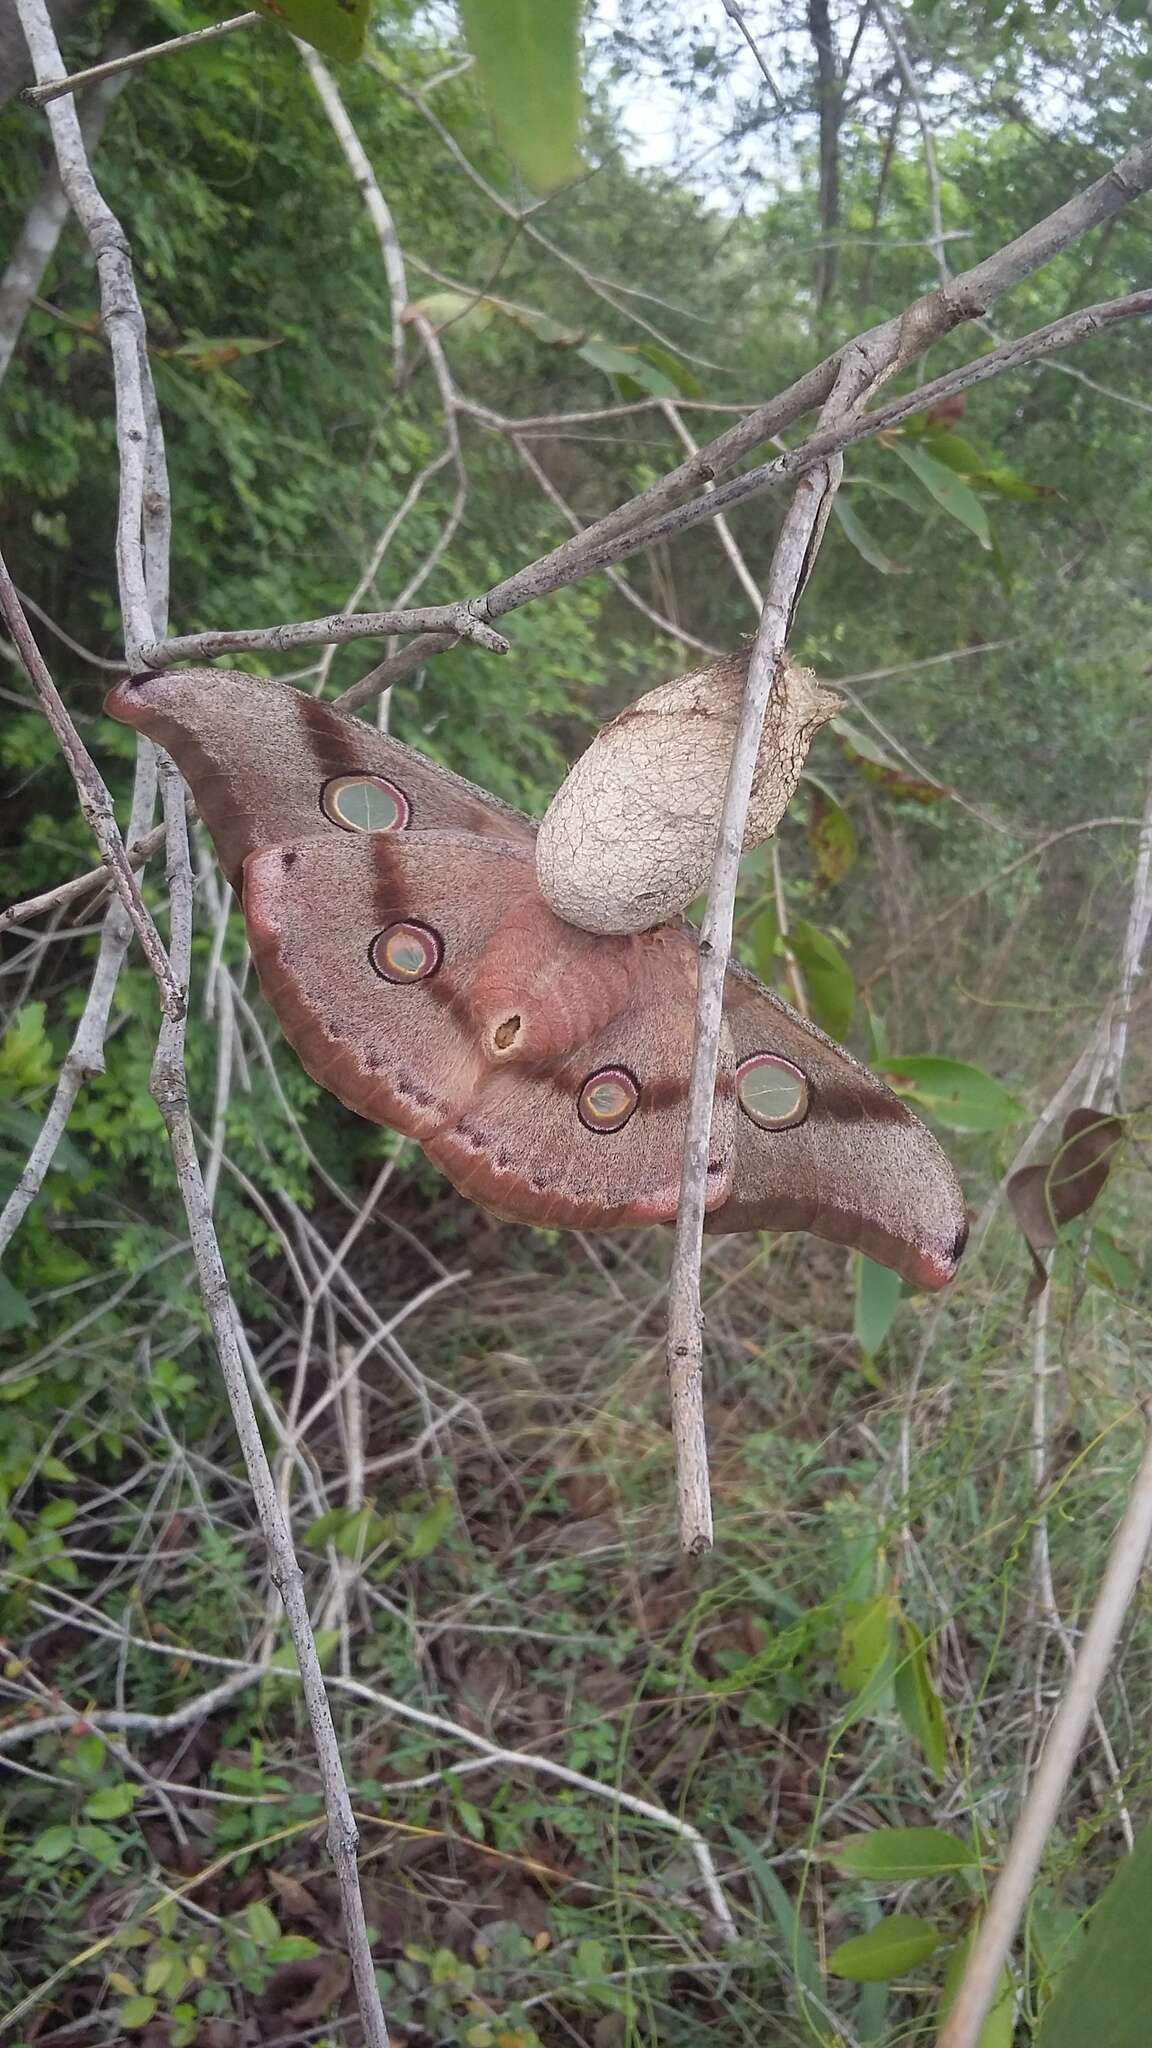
[577,338,688,397]
[894,1618,948,1776]
[455,1797,486,1842]
[833,497,903,574]
[33,1824,76,1862]
[0,1002,52,1086]
[805,776,857,885]
[267,1935,322,1962]
[38,1496,76,1529]
[938,1927,1014,2045]
[84,1783,137,1819]
[457,0,583,194]
[0,1272,36,1331]
[1087,1229,1138,1294]
[788,919,855,1038]
[827,1914,941,1982]
[833,717,951,803]
[854,1257,902,1358]
[749,906,780,984]
[829,1827,978,1882]
[838,1592,896,1696]
[725,1825,824,2014]
[405,290,499,334]
[253,0,368,63]
[119,1997,158,2030]
[1039,1829,1152,2048]
[890,443,992,549]
[245,1900,281,1946]
[405,1491,455,1558]
[878,1054,1026,1132]
[0,1105,86,1175]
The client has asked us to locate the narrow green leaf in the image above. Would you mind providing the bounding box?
[788,918,855,1038]
[749,906,780,985]
[854,1257,902,1359]
[891,443,992,548]
[455,1797,486,1842]
[805,777,857,885]
[828,1827,978,1882]
[833,497,903,574]
[837,1593,896,1696]
[577,338,685,396]
[458,0,583,194]
[878,1054,1026,1132]
[893,1618,948,1776]
[1038,1829,1152,2048]
[725,1825,824,2013]
[827,1914,941,1981]
[253,0,368,64]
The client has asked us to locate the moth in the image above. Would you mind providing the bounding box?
[105,668,968,1289]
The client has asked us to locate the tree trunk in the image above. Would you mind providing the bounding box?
[807,0,842,312]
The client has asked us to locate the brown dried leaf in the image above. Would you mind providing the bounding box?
[1007,1108,1125,1302]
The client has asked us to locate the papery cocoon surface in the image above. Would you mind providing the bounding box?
[535,651,843,935]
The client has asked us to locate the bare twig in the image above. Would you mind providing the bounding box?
[0,820,167,934]
[0,558,180,1013]
[147,769,392,2048]
[720,0,787,110]
[666,352,872,1554]
[299,42,409,387]
[938,1405,1152,2048]
[144,596,508,670]
[139,146,1152,682]
[21,11,260,106]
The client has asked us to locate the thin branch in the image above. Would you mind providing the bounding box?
[144,596,508,670]
[147,770,392,2048]
[666,350,873,1554]
[21,11,260,106]
[0,559,181,1013]
[0,820,167,934]
[299,41,409,387]
[938,1404,1152,2048]
[720,0,787,110]
[152,284,1152,683]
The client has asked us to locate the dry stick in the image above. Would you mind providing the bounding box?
[298,42,409,388]
[666,354,871,1554]
[18,8,394,2039]
[148,770,392,2048]
[0,561,180,1014]
[937,1406,1152,2048]
[0,821,166,934]
[21,11,260,105]
[151,284,1152,680]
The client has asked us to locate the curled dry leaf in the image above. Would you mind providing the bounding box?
[535,652,843,935]
[1007,1106,1125,1303]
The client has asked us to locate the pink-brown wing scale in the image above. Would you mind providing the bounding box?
[242,831,736,1230]
[707,962,968,1288]
[104,667,533,890]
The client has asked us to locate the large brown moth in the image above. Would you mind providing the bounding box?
[105,667,968,1289]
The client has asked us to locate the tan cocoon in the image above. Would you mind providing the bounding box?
[535,652,843,935]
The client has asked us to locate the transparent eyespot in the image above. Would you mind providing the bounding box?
[321,774,410,833]
[736,1053,809,1130]
[578,1066,640,1133]
[369,921,442,984]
